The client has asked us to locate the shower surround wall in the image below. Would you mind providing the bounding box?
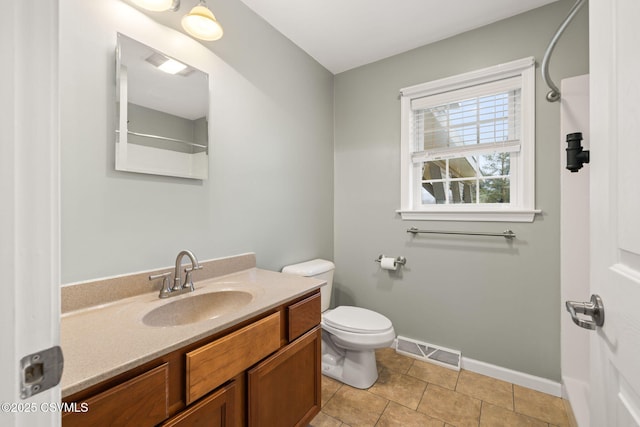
[60,0,334,284]
[333,0,588,382]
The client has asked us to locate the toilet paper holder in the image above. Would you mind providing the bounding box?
[375,255,407,267]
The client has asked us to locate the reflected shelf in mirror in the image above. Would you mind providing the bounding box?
[116,129,207,150]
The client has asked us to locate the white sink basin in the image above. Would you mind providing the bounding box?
[142,290,254,327]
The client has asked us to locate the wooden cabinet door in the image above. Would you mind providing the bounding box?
[161,382,235,427]
[247,327,321,427]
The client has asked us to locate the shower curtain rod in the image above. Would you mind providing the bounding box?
[542,0,587,102]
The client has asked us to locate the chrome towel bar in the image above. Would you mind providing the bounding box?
[407,227,516,240]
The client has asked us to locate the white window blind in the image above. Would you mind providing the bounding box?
[410,77,521,163]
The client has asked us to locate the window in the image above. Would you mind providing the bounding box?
[398,57,539,222]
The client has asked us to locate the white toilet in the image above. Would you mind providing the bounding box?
[282,259,395,389]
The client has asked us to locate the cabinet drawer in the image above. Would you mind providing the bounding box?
[186,312,281,404]
[62,363,169,427]
[288,292,321,342]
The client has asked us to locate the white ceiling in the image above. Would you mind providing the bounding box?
[120,34,209,120]
[238,0,559,74]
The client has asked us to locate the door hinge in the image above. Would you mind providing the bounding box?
[20,346,64,399]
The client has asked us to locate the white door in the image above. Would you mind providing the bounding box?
[0,1,60,426]
[589,0,640,425]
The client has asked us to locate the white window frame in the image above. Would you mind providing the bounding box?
[397,57,540,222]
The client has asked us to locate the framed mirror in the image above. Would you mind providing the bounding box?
[115,33,209,180]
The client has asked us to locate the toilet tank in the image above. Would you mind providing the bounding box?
[282,259,334,312]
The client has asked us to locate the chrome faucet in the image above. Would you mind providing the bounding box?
[173,249,201,292]
[148,250,202,298]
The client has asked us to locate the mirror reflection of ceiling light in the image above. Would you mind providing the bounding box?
[130,0,180,12]
[181,1,224,41]
[158,58,188,74]
[145,52,193,76]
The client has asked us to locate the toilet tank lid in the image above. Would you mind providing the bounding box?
[282,259,335,276]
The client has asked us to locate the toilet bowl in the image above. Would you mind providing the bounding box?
[282,259,395,389]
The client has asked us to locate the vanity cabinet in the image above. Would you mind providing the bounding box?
[62,289,320,427]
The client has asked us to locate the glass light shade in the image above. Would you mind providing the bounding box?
[130,0,178,12]
[181,4,224,41]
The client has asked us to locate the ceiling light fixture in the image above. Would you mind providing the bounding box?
[130,0,180,12]
[181,0,224,41]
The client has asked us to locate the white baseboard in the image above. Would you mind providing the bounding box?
[389,339,562,397]
[461,357,562,397]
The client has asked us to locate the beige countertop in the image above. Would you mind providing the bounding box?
[61,267,324,397]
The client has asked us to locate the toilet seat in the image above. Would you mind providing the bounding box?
[323,306,392,334]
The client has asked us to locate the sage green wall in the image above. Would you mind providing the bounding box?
[60,0,334,284]
[62,0,586,381]
[333,0,588,381]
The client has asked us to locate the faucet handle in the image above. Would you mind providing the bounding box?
[182,265,203,291]
[149,271,172,280]
[149,272,172,298]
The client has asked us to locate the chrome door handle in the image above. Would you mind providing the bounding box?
[565,294,605,330]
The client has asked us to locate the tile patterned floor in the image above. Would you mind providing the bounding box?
[310,348,571,427]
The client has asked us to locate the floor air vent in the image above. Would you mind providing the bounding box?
[395,336,461,371]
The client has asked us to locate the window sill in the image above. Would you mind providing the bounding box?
[396,208,541,222]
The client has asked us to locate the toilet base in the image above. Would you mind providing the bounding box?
[321,332,379,389]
